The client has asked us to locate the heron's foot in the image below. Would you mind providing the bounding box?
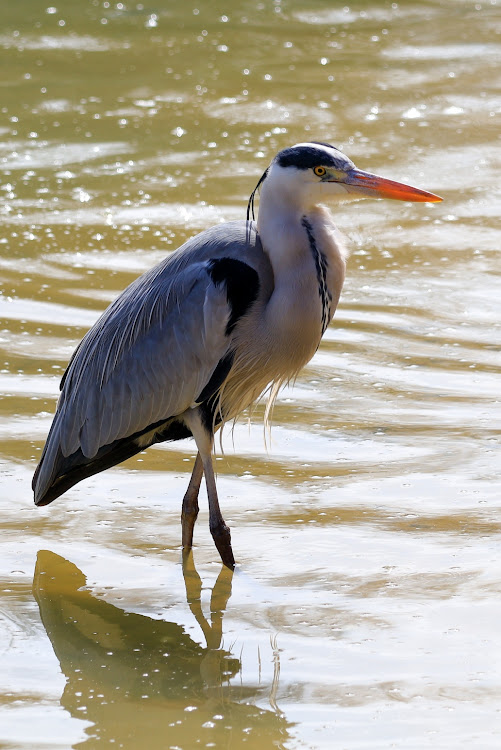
[210,521,235,570]
[181,506,199,550]
[181,452,203,550]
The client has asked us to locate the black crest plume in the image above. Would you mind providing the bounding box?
[247,168,269,222]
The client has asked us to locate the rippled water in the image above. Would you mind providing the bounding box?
[1,1,501,748]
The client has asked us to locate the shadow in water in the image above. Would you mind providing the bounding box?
[33,550,291,749]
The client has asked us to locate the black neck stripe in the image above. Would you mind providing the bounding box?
[301,217,333,336]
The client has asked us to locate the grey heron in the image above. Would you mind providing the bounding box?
[33,141,442,568]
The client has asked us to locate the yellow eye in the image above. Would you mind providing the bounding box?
[313,166,326,177]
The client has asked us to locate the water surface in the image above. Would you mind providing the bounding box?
[1,1,501,748]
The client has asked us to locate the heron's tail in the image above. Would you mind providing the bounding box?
[33,415,189,506]
[32,407,143,505]
[33,434,145,506]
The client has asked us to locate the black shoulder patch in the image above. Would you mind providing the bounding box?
[208,257,260,335]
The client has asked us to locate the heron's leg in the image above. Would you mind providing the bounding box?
[184,410,235,570]
[202,453,235,570]
[181,452,203,550]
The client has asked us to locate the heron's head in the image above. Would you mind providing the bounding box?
[248,141,441,219]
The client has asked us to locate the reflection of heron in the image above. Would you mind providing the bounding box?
[33,142,441,567]
[33,550,289,748]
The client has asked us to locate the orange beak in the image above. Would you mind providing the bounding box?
[338,169,442,203]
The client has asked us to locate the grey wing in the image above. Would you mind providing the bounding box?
[58,261,230,459]
[33,220,272,504]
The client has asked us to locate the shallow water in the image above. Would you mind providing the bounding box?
[1,0,501,748]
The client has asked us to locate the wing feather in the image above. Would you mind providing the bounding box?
[33,220,273,504]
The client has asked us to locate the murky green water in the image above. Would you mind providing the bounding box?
[1,0,501,747]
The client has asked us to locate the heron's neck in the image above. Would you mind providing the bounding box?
[256,182,307,267]
[257,188,347,291]
[256,188,348,347]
